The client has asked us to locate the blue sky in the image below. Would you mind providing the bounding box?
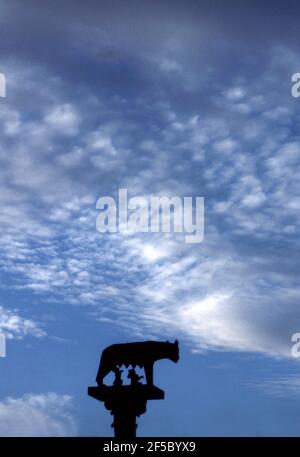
[0,0,300,436]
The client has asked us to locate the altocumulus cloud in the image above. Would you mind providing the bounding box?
[0,1,299,362]
[0,306,45,339]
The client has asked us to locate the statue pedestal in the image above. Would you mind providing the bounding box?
[88,385,164,438]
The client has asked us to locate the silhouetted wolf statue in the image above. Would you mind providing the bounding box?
[96,340,179,386]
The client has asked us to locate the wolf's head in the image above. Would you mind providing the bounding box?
[166,339,179,363]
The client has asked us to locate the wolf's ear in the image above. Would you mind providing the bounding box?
[174,339,178,346]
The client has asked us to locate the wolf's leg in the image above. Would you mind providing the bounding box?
[144,363,154,386]
[96,358,110,385]
[96,365,104,385]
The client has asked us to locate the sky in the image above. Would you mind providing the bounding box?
[0,0,300,436]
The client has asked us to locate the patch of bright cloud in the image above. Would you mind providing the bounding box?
[0,393,77,437]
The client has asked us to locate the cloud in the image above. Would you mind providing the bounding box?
[248,374,300,398]
[0,393,77,436]
[45,103,80,137]
[0,306,45,339]
[0,8,299,364]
